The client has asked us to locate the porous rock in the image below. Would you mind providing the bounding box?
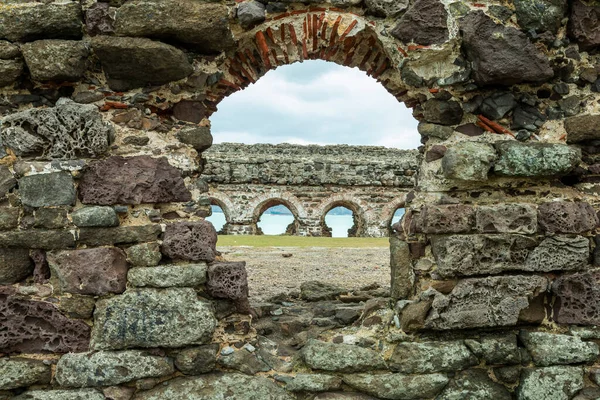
[206,262,248,300]
[18,172,76,208]
[538,201,598,233]
[476,203,537,234]
[0,358,51,391]
[71,206,119,227]
[0,100,113,159]
[552,272,600,325]
[114,0,235,54]
[302,340,385,372]
[437,369,512,400]
[519,331,599,366]
[85,2,115,36]
[460,11,553,85]
[92,36,193,91]
[78,156,191,205]
[55,351,174,387]
[568,0,600,51]
[12,389,105,400]
[442,142,497,181]
[565,114,600,143]
[391,0,448,45]
[237,1,266,30]
[493,141,581,177]
[174,344,219,375]
[517,366,584,400]
[91,288,216,350]
[133,374,294,399]
[415,204,475,234]
[22,40,88,82]
[524,236,589,272]
[342,373,449,400]
[0,248,32,285]
[425,275,548,330]
[0,3,83,42]
[47,247,128,296]
[161,221,217,262]
[128,264,207,288]
[389,340,478,373]
[0,293,90,354]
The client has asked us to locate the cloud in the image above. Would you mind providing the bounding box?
[211,60,420,149]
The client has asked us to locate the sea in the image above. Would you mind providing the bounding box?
[207,206,405,237]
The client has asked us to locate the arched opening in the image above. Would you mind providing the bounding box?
[321,201,363,238]
[389,207,406,232]
[254,199,298,235]
[206,204,226,234]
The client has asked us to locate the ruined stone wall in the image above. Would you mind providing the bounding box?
[0,0,599,399]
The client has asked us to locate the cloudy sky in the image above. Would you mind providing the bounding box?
[211,60,420,149]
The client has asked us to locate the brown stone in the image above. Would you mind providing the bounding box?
[161,221,217,262]
[415,205,475,234]
[565,114,600,143]
[400,299,433,331]
[78,156,191,205]
[538,201,598,233]
[30,249,50,284]
[173,100,207,124]
[425,145,447,162]
[0,293,90,354]
[568,0,600,51]
[553,272,600,325]
[391,0,448,45]
[47,247,128,296]
[206,262,249,314]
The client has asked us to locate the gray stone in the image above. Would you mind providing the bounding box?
[131,373,294,400]
[437,369,512,400]
[517,366,584,400]
[417,122,454,140]
[0,41,20,59]
[0,3,83,42]
[91,288,216,350]
[460,11,553,85]
[525,236,589,272]
[364,0,408,17]
[464,335,521,365]
[78,225,162,246]
[480,92,517,120]
[55,351,174,387]
[476,204,537,234]
[389,236,414,300]
[72,207,119,227]
[22,40,88,82]
[286,374,342,392]
[237,1,266,30]
[520,331,599,366]
[0,359,50,390]
[0,167,16,199]
[176,126,213,152]
[514,0,566,34]
[0,230,75,250]
[494,366,521,384]
[19,172,75,207]
[494,141,581,177]
[92,36,193,91]
[422,99,463,126]
[302,339,385,372]
[114,0,235,54]
[565,114,600,143]
[442,142,497,181]
[0,100,113,159]
[0,208,20,230]
[217,348,271,375]
[389,341,478,374]
[125,242,162,267]
[0,248,32,285]
[13,389,105,400]
[128,264,207,288]
[343,373,449,400]
[425,275,548,330]
[174,344,219,375]
[300,281,346,301]
[314,393,379,400]
[34,207,68,229]
[0,59,23,87]
[391,0,449,45]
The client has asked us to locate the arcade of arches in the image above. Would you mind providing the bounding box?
[0,0,599,399]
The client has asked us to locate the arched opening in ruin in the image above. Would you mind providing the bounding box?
[206,203,227,234]
[321,201,363,238]
[254,199,299,235]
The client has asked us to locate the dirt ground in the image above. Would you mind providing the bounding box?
[217,246,391,302]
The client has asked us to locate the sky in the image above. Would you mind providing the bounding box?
[210,60,420,149]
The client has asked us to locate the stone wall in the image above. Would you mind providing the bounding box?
[0,0,599,399]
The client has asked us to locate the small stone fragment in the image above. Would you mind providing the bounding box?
[514,0,566,34]
[300,281,346,301]
[176,126,213,152]
[422,99,463,126]
[565,114,600,143]
[364,0,409,17]
[464,335,521,365]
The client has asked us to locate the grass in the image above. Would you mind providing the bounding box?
[216,235,389,248]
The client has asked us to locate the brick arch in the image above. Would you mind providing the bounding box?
[246,192,308,223]
[380,197,407,228]
[207,192,236,223]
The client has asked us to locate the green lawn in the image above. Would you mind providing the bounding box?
[216,235,389,248]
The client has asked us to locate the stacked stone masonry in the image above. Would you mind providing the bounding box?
[0,0,599,399]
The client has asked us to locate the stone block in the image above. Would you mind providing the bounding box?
[0,208,18,230]
[520,331,599,366]
[1,100,113,159]
[0,359,51,391]
[421,99,463,125]
[91,288,216,350]
[415,204,475,233]
[425,275,548,330]
[22,40,88,82]
[286,374,342,392]
[389,236,414,299]
[162,221,217,262]
[55,351,174,387]
[128,263,207,288]
[114,0,235,53]
[437,369,512,400]
[525,236,589,272]
[442,142,497,181]
[237,1,266,30]
[47,247,128,296]
[0,59,23,87]
[174,344,219,375]
[78,156,191,205]
[18,172,75,207]
[0,248,32,285]
[71,206,119,227]
[176,126,213,152]
[517,366,584,400]
[34,207,69,229]
[301,339,385,372]
[0,3,83,42]
[464,335,521,365]
[390,0,448,45]
[493,141,581,177]
[568,0,600,51]
[0,230,75,250]
[92,36,193,91]
[476,203,537,234]
[125,242,162,267]
[552,272,600,325]
[389,341,478,374]
[565,114,600,143]
[77,225,161,246]
[538,202,598,233]
[0,293,90,354]
[342,373,448,400]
